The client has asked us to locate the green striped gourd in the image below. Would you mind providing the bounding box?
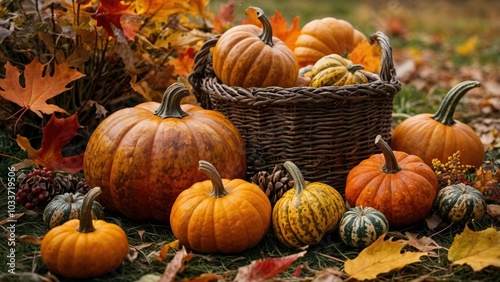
[43,192,104,229]
[436,183,487,224]
[272,161,346,249]
[309,54,368,87]
[339,206,389,249]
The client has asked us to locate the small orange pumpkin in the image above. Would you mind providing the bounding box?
[170,160,271,254]
[391,81,484,168]
[212,6,299,88]
[345,135,438,228]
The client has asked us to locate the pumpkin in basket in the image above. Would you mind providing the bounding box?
[272,161,346,249]
[83,83,246,223]
[309,54,368,87]
[345,135,438,228]
[391,81,484,168]
[294,17,366,67]
[212,6,299,88]
[170,161,271,254]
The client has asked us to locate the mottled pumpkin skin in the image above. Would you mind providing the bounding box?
[43,192,104,230]
[345,152,438,228]
[436,183,487,224]
[212,18,299,88]
[294,17,366,67]
[390,114,484,168]
[41,219,129,278]
[170,179,271,254]
[83,103,247,223]
[310,54,368,87]
[339,206,389,249]
[272,182,346,249]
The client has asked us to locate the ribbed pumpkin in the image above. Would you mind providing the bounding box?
[436,183,487,224]
[83,83,246,223]
[212,6,298,88]
[41,188,129,279]
[294,17,366,67]
[391,81,484,168]
[272,161,346,249]
[309,54,368,87]
[170,160,271,254]
[43,192,104,230]
[345,135,439,228]
[339,206,389,249]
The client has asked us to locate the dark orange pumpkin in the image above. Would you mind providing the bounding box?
[212,7,299,88]
[345,135,438,228]
[83,83,246,222]
[391,81,484,168]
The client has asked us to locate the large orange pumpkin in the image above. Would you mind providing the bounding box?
[294,17,366,67]
[345,135,438,228]
[212,6,299,88]
[391,81,484,168]
[83,83,247,223]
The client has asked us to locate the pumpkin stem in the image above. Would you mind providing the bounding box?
[283,161,307,194]
[432,81,480,126]
[375,135,401,174]
[199,160,228,198]
[154,82,190,119]
[77,187,101,233]
[249,6,274,47]
[347,64,365,73]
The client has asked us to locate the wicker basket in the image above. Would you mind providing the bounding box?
[188,31,401,193]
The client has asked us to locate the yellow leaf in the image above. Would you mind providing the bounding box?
[344,235,427,280]
[159,239,180,261]
[455,35,478,56]
[448,225,500,271]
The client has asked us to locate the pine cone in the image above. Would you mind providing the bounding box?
[16,166,89,211]
[251,164,294,206]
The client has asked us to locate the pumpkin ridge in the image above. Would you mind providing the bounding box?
[301,189,325,241]
[221,195,253,251]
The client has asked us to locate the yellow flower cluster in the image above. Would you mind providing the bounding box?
[432,151,475,188]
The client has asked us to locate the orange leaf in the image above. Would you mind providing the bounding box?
[212,0,235,34]
[234,251,306,282]
[0,59,84,117]
[188,0,209,18]
[243,8,301,50]
[16,114,84,174]
[159,239,180,261]
[348,40,382,74]
[168,46,196,77]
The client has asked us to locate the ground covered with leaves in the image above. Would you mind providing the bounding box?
[1,0,500,281]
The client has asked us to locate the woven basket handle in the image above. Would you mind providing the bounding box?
[188,35,221,109]
[369,31,397,83]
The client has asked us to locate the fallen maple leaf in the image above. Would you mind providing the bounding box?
[455,35,478,56]
[344,235,427,280]
[348,40,382,74]
[448,225,500,271]
[0,59,84,118]
[168,46,196,77]
[243,7,301,50]
[234,251,307,282]
[396,232,444,255]
[159,246,194,282]
[16,114,84,174]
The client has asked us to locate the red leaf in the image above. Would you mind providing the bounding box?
[91,0,130,37]
[212,0,235,33]
[234,251,306,282]
[16,114,84,174]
